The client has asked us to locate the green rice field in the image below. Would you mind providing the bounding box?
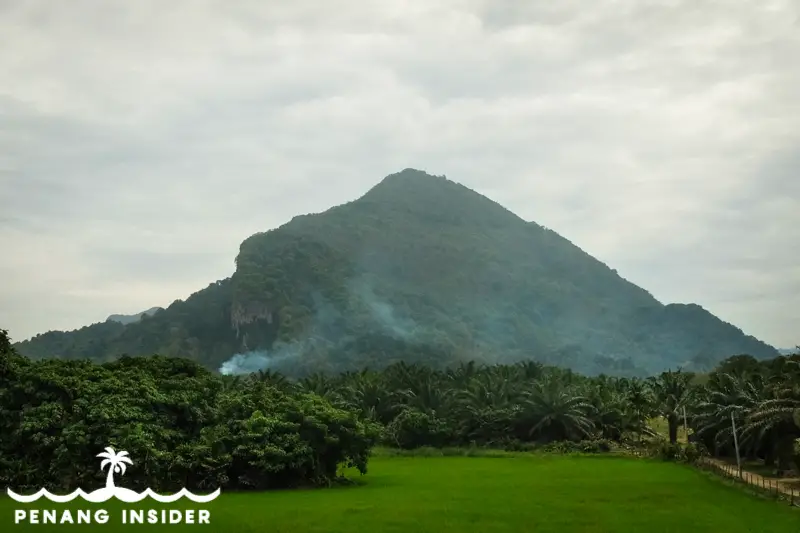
[3,455,798,532]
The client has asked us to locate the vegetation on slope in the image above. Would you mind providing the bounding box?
[13,169,778,376]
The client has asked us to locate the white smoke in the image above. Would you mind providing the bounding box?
[347,278,418,339]
[217,276,423,375]
[219,351,270,375]
[218,341,308,375]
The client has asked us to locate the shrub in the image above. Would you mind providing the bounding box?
[582,438,613,453]
[384,408,448,449]
[541,439,613,454]
[648,441,681,461]
[681,442,705,464]
[497,439,539,452]
[647,440,705,463]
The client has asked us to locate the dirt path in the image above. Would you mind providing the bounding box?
[701,457,798,499]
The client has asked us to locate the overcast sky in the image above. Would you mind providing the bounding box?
[1,0,798,348]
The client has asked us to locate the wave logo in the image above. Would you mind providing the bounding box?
[7,447,221,504]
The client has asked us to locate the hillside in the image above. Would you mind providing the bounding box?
[106,306,163,325]
[13,169,778,376]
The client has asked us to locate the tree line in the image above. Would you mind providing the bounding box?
[2,327,798,494]
[247,351,799,475]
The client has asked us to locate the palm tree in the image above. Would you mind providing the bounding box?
[651,370,692,444]
[339,371,396,423]
[693,372,765,456]
[298,372,342,403]
[97,447,133,489]
[446,360,480,386]
[588,388,629,441]
[220,374,243,392]
[395,376,453,417]
[624,378,654,441]
[455,371,521,411]
[516,360,545,380]
[251,369,290,390]
[521,377,596,442]
[743,378,800,475]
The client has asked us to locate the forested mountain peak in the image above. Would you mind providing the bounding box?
[356,168,524,229]
[13,169,779,376]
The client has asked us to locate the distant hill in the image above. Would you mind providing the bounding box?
[106,307,163,325]
[13,169,779,376]
[779,347,798,356]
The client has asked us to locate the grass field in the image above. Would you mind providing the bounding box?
[3,455,798,532]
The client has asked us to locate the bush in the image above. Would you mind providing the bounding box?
[647,441,681,461]
[682,442,705,464]
[197,385,381,489]
[647,440,705,463]
[541,439,613,454]
[384,408,448,449]
[497,439,539,453]
[583,438,613,453]
[374,446,515,458]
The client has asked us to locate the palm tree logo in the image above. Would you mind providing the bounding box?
[7,445,220,504]
[97,447,133,489]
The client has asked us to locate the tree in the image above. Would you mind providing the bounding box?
[521,377,595,442]
[651,370,693,444]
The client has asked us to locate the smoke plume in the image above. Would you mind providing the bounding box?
[217,276,423,375]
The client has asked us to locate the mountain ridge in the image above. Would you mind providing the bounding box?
[106,306,164,325]
[13,169,778,376]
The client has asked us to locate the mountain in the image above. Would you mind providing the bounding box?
[13,169,779,376]
[106,307,163,325]
[779,348,799,356]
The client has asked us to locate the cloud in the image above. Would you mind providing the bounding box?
[0,0,798,347]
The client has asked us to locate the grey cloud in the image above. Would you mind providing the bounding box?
[0,0,798,347]
[86,250,232,284]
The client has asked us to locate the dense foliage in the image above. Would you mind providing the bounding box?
[691,353,800,474]
[277,352,800,478]
[2,325,799,496]
[0,329,378,493]
[13,169,778,377]
[240,353,800,478]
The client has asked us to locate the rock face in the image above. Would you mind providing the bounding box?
[13,169,779,376]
